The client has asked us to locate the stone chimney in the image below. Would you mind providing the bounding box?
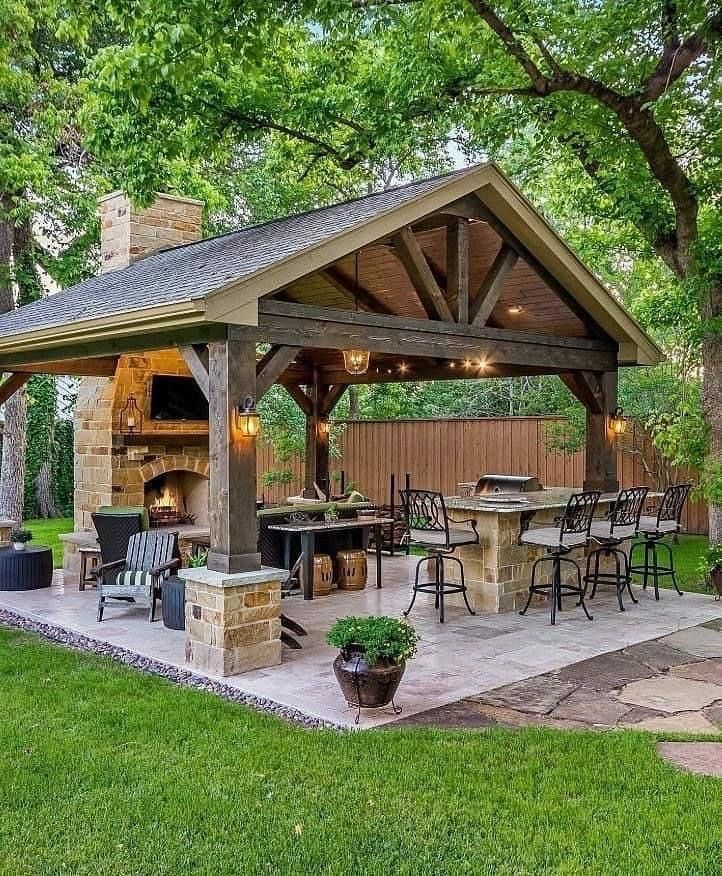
[98,191,204,273]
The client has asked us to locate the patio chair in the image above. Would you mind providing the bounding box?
[95,530,181,622]
[399,489,478,624]
[92,512,144,587]
[629,483,691,600]
[583,486,648,612]
[519,490,600,625]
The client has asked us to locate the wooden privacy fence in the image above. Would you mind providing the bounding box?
[257,416,707,535]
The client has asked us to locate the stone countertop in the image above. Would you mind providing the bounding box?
[267,517,393,533]
[447,488,624,515]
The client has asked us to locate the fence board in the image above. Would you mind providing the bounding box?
[255,416,707,534]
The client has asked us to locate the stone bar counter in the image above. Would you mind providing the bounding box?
[445,489,622,614]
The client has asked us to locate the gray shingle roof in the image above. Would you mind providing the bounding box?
[0,166,481,339]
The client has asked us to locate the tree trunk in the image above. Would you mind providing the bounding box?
[0,388,28,524]
[36,458,57,518]
[347,385,360,420]
[702,282,722,544]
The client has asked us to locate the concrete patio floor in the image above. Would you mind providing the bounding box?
[0,555,720,729]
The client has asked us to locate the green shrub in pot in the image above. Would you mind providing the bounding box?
[327,615,418,664]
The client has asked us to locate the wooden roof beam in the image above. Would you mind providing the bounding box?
[243,301,618,372]
[391,226,454,322]
[560,371,606,414]
[8,357,119,377]
[0,373,30,406]
[447,217,470,323]
[256,345,302,400]
[470,245,519,327]
[178,344,210,400]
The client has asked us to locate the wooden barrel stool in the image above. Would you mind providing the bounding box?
[300,553,333,597]
[336,549,368,591]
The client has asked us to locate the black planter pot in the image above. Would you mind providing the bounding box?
[333,646,405,722]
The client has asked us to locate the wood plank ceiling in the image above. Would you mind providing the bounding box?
[271,216,592,380]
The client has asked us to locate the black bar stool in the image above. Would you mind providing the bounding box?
[629,483,691,600]
[519,491,600,625]
[400,489,478,623]
[584,486,648,611]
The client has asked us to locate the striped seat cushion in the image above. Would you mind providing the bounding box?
[116,570,154,590]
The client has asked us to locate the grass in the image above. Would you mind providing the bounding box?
[667,534,709,593]
[21,517,73,567]
[0,628,720,875]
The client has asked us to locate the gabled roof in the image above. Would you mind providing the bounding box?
[0,163,662,366]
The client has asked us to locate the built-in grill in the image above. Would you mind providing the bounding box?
[474,474,542,495]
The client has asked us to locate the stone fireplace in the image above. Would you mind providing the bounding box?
[144,465,210,528]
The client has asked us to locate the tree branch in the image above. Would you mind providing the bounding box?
[641,9,722,102]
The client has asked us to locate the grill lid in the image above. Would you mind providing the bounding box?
[474,474,542,495]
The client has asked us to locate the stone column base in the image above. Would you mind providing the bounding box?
[179,566,286,676]
[0,519,16,549]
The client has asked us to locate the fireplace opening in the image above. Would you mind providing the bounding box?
[144,471,209,528]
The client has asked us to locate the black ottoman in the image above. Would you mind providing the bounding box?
[161,576,186,630]
[0,546,53,591]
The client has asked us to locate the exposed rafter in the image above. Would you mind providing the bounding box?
[470,245,519,327]
[391,226,454,322]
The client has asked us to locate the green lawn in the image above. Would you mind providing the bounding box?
[21,516,73,567]
[0,628,720,875]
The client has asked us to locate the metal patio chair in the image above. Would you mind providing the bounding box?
[583,486,648,612]
[629,483,692,600]
[400,489,478,624]
[519,490,600,625]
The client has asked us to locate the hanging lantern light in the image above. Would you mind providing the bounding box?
[609,406,627,436]
[342,348,370,375]
[343,252,371,376]
[235,395,261,438]
[119,393,143,434]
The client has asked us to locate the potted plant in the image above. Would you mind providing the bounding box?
[698,544,722,600]
[327,616,418,717]
[324,502,339,523]
[187,548,208,568]
[10,529,33,552]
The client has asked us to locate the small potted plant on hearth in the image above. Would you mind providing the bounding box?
[10,529,33,552]
[327,615,418,720]
[698,544,722,600]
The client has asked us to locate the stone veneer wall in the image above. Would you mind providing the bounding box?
[73,349,210,531]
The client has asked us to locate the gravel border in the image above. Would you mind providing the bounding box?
[0,608,346,731]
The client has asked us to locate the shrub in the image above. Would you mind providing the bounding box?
[326,616,418,665]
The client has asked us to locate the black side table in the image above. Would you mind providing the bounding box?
[0,546,53,591]
[161,576,186,630]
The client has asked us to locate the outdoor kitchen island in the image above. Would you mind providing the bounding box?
[444,489,622,614]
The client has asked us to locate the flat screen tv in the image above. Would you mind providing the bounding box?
[150,375,209,421]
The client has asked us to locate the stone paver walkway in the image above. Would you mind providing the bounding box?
[394,620,722,734]
[657,742,722,777]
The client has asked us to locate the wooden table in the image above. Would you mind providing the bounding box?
[268,518,393,600]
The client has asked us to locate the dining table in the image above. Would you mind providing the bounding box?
[267,517,394,599]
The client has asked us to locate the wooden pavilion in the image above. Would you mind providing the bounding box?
[0,163,661,580]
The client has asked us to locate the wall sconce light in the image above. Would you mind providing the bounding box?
[235,396,261,438]
[609,406,627,436]
[119,393,143,434]
[318,420,331,437]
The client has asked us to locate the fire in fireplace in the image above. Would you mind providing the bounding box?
[144,471,209,527]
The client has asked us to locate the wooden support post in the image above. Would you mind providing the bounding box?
[447,218,469,323]
[207,338,261,573]
[578,371,619,492]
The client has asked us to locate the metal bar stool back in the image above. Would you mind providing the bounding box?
[519,490,600,625]
[629,483,691,600]
[584,486,648,611]
[400,489,478,623]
